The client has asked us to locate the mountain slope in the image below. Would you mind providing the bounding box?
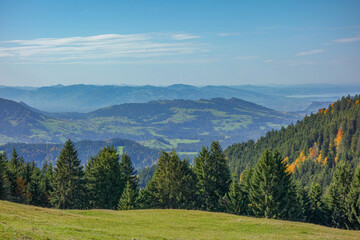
[0,97,298,153]
[0,98,48,139]
[1,200,359,240]
[0,138,159,169]
[225,95,360,187]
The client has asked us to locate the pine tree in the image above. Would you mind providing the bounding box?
[26,166,43,206]
[223,174,248,215]
[193,146,210,209]
[40,162,53,207]
[137,178,158,209]
[85,146,121,209]
[249,149,298,220]
[193,141,231,211]
[326,161,353,228]
[118,181,138,210]
[345,164,360,229]
[149,151,197,209]
[308,183,327,225]
[50,139,85,209]
[0,152,10,200]
[239,168,253,216]
[296,185,311,222]
[119,153,139,193]
[6,149,27,203]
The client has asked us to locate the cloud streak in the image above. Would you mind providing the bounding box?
[333,35,360,43]
[171,33,201,40]
[296,49,324,57]
[235,56,259,60]
[0,33,206,63]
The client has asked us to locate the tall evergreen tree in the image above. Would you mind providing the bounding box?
[296,185,311,222]
[40,161,53,207]
[326,161,353,228]
[119,153,139,193]
[7,149,26,203]
[249,149,298,220]
[50,139,85,209]
[118,180,138,210]
[26,166,43,206]
[148,151,197,209]
[345,164,360,229]
[193,141,231,211]
[85,146,121,209]
[0,152,10,200]
[223,174,248,215]
[308,183,327,225]
[137,178,158,209]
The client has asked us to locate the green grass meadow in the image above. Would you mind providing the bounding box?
[1,200,359,240]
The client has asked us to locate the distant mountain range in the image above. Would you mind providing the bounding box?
[0,97,299,155]
[1,84,358,113]
[0,138,159,169]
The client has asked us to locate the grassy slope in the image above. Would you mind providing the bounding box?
[1,201,359,240]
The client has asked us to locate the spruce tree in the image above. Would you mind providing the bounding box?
[137,178,158,209]
[118,181,138,210]
[0,152,10,200]
[326,161,353,228]
[26,166,43,206]
[40,162,53,207]
[193,141,231,211]
[249,149,298,220]
[193,146,210,209]
[296,185,311,222]
[85,146,122,209]
[119,153,139,193]
[223,174,248,215]
[50,139,85,209]
[150,151,197,209]
[308,183,327,225]
[345,164,360,229]
[7,149,27,203]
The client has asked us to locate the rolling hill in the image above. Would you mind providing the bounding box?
[0,138,159,169]
[0,97,298,155]
[1,200,359,240]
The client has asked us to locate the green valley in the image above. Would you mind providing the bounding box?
[0,97,299,154]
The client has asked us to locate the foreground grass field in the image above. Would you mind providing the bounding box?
[1,201,359,240]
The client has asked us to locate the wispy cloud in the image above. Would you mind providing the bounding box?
[296,49,324,57]
[286,60,315,66]
[171,33,201,40]
[0,33,206,63]
[217,33,240,37]
[264,59,274,63]
[333,35,360,43]
[235,56,259,60]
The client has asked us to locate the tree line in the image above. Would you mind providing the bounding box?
[1,139,360,230]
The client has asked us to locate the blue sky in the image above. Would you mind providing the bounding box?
[0,0,359,86]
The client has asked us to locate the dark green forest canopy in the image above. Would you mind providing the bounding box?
[225,95,360,188]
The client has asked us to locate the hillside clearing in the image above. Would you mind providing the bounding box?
[0,201,359,240]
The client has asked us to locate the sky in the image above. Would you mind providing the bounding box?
[0,0,359,86]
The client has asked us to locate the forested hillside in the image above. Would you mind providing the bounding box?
[0,138,159,169]
[225,95,360,188]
